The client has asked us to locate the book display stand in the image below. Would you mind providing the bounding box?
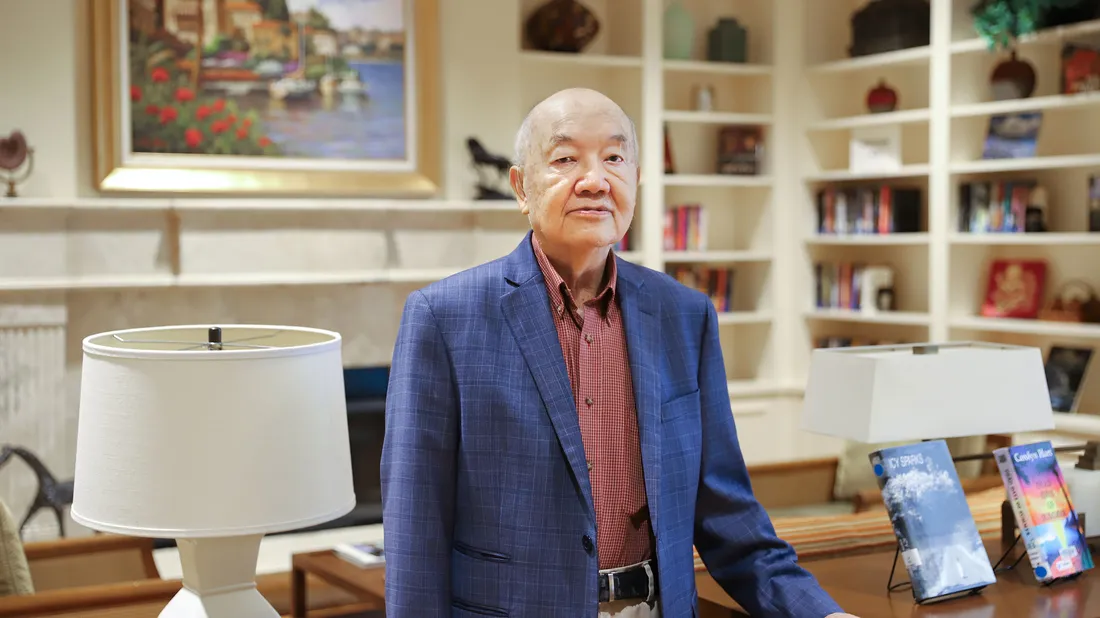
[996,503,1090,587]
[884,542,989,604]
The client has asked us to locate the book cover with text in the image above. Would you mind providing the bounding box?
[870,440,996,602]
[995,441,1093,582]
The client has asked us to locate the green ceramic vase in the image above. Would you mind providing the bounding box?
[663,0,694,60]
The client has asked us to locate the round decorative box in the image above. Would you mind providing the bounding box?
[990,51,1036,100]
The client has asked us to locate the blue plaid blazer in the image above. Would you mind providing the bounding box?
[381,231,844,618]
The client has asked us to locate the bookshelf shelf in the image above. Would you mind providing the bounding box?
[663,110,773,125]
[0,268,463,292]
[806,233,930,246]
[664,250,772,264]
[805,309,932,326]
[717,311,773,326]
[948,233,1100,246]
[663,174,773,188]
[519,50,643,68]
[662,59,773,76]
[1051,413,1100,438]
[948,316,1100,339]
[950,92,1100,118]
[804,165,931,182]
[950,154,1100,174]
[808,109,931,132]
[950,19,1100,55]
[808,46,931,74]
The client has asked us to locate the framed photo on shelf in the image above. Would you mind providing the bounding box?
[90,0,440,196]
[1045,346,1094,413]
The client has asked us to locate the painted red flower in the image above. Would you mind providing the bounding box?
[130,86,142,102]
[236,127,248,140]
[196,105,212,121]
[242,118,252,129]
[210,120,229,134]
[185,128,202,149]
[151,67,169,83]
[258,136,272,147]
[145,104,159,116]
[213,99,226,112]
[226,114,237,125]
[175,87,195,103]
[159,106,178,125]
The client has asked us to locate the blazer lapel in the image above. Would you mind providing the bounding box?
[500,235,595,521]
[617,266,663,535]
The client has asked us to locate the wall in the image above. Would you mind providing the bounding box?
[0,0,530,539]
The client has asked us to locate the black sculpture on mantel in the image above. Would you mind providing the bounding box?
[467,137,514,200]
[0,444,75,538]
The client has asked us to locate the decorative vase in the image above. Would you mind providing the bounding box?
[525,0,600,54]
[663,0,695,60]
[866,79,898,113]
[990,51,1036,100]
[707,18,747,63]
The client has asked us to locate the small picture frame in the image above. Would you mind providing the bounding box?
[717,125,763,175]
[1045,346,1094,413]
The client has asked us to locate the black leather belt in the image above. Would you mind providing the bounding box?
[598,560,658,603]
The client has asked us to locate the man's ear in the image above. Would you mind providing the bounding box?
[509,165,529,214]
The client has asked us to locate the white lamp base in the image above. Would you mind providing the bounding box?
[160,534,277,618]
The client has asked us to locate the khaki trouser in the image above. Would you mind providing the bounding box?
[598,599,660,617]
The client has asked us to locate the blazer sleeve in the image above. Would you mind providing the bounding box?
[692,298,845,618]
[380,289,460,616]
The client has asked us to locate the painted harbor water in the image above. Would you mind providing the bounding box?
[215,60,407,161]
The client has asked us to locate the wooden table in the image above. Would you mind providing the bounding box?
[290,550,386,618]
[696,539,1100,617]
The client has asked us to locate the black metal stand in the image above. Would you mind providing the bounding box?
[886,544,912,594]
[991,532,1084,587]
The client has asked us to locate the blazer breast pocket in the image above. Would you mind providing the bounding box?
[661,388,700,423]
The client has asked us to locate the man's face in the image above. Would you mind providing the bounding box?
[511,105,638,253]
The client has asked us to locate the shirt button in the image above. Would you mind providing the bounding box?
[556,304,564,314]
[584,333,593,344]
[587,460,593,471]
[582,534,594,554]
[585,397,593,407]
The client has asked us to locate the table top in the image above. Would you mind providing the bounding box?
[697,539,1100,617]
[291,550,386,602]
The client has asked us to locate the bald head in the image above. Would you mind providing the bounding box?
[513,88,638,170]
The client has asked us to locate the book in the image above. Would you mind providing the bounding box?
[869,440,996,602]
[994,441,1093,582]
[333,542,385,568]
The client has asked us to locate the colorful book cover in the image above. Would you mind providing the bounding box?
[994,441,1093,582]
[869,440,996,602]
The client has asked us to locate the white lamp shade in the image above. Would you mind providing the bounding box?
[71,324,355,538]
[802,341,1055,443]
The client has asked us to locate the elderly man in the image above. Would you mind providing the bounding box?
[381,88,857,618]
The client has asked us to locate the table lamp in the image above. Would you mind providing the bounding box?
[803,341,1055,444]
[70,324,355,618]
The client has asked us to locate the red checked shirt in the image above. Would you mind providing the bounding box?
[531,235,653,570]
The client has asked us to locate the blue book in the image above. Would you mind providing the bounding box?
[869,440,996,602]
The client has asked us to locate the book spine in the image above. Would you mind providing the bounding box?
[995,449,1047,580]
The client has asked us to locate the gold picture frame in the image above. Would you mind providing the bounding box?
[90,0,440,197]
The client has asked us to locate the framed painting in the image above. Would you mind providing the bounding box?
[90,0,440,196]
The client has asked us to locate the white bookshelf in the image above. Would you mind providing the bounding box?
[515,0,785,405]
[795,0,1100,431]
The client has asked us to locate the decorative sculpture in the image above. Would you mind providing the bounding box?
[466,137,514,200]
[0,131,34,198]
[0,445,75,538]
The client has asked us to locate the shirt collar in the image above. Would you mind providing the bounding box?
[531,234,617,326]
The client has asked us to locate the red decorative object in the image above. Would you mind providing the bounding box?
[980,259,1047,319]
[866,80,898,114]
